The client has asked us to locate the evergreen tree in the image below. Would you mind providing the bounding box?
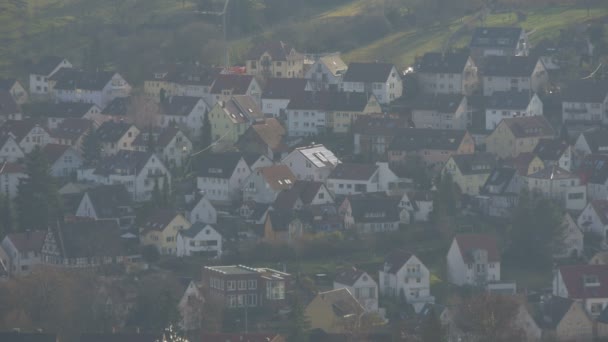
[286,295,311,342]
[200,109,212,152]
[159,88,167,103]
[16,146,63,231]
[161,174,170,206]
[82,129,101,167]
[421,308,444,342]
[152,177,162,208]
[1,194,13,234]
[146,130,157,153]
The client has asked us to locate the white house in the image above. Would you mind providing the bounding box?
[273,180,334,211]
[159,96,210,137]
[416,52,479,96]
[333,267,379,312]
[305,54,348,91]
[379,250,434,313]
[406,191,434,223]
[242,165,296,204]
[281,144,340,182]
[260,78,308,117]
[578,200,608,245]
[187,196,217,224]
[0,135,24,162]
[29,56,72,96]
[553,264,608,317]
[561,80,608,125]
[411,94,469,130]
[340,192,401,233]
[522,166,586,211]
[326,162,399,196]
[533,139,572,171]
[42,144,83,178]
[176,223,222,258]
[485,91,543,130]
[1,231,47,276]
[0,162,26,200]
[555,213,584,259]
[208,74,262,107]
[97,121,140,157]
[49,69,131,108]
[133,127,192,168]
[195,152,251,203]
[481,56,548,96]
[470,27,529,58]
[341,62,403,104]
[75,184,135,229]
[0,119,52,154]
[447,234,501,286]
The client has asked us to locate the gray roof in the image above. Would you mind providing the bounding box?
[97,121,133,143]
[84,184,133,219]
[501,116,555,139]
[329,163,378,181]
[451,153,497,175]
[94,150,155,176]
[28,101,96,119]
[481,56,540,77]
[417,52,470,74]
[562,80,608,103]
[486,90,533,110]
[210,74,254,95]
[412,93,465,113]
[30,56,66,75]
[51,69,119,91]
[470,27,524,49]
[52,220,137,259]
[180,222,218,238]
[0,91,19,116]
[349,192,400,223]
[160,96,202,116]
[535,296,574,329]
[388,128,468,151]
[334,267,366,286]
[101,96,130,116]
[194,152,244,179]
[261,78,308,99]
[481,167,517,195]
[384,249,414,274]
[247,40,296,61]
[286,91,372,112]
[580,128,608,153]
[533,139,569,162]
[343,62,395,83]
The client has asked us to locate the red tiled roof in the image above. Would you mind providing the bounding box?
[42,143,70,164]
[257,165,296,191]
[454,234,500,263]
[559,264,608,299]
[0,161,25,174]
[5,231,47,253]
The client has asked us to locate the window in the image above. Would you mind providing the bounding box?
[318,193,324,199]
[228,295,237,308]
[227,280,236,291]
[239,280,247,290]
[591,303,603,314]
[248,280,257,289]
[266,281,285,300]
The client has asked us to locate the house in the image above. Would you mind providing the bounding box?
[273,180,334,211]
[133,127,192,168]
[340,192,400,233]
[326,162,399,196]
[553,264,608,317]
[404,191,434,223]
[194,152,251,203]
[477,166,520,217]
[41,220,140,268]
[208,95,264,151]
[74,184,135,229]
[333,267,379,312]
[143,63,220,99]
[242,152,274,171]
[555,213,584,259]
[447,234,501,286]
[282,144,340,182]
[0,134,24,162]
[51,118,94,150]
[202,265,291,310]
[579,154,608,200]
[238,201,271,225]
[0,91,21,123]
[263,209,306,244]
[176,223,222,258]
[178,280,205,331]
[379,250,434,312]
[96,121,140,156]
[561,80,608,125]
[42,144,83,178]
[27,102,101,130]
[187,195,217,224]
[411,94,469,130]
[159,95,209,137]
[29,56,72,96]
[235,118,289,161]
[442,152,497,196]
[533,138,572,171]
[387,129,475,172]
[305,203,344,234]
[470,27,529,58]
[535,296,594,342]
[245,41,306,79]
[0,162,26,199]
[341,62,403,105]
[485,116,555,158]
[139,210,191,255]
[285,91,381,136]
[575,128,608,157]
[503,152,545,176]
[522,165,586,211]
[0,119,52,153]
[416,52,479,96]
[82,150,171,202]
[1,230,46,276]
[352,116,410,158]
[99,96,131,123]
[578,200,608,245]
[49,69,131,108]
[261,78,308,117]
[484,91,543,130]
[480,56,548,96]
[305,53,348,91]
[305,288,365,334]
[209,74,261,107]
[242,165,296,204]
[0,78,28,104]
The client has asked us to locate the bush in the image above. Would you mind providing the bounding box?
[141,245,160,263]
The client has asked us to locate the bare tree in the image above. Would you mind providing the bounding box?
[127,93,162,131]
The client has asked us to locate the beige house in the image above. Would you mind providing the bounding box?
[481,56,548,96]
[305,288,365,334]
[442,152,497,195]
[503,152,545,176]
[139,210,191,255]
[411,94,469,130]
[245,41,306,79]
[485,116,555,158]
[537,296,594,342]
[416,52,479,96]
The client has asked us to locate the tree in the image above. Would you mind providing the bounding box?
[162,174,170,206]
[127,94,161,131]
[152,177,163,208]
[16,146,63,231]
[82,35,104,72]
[82,129,101,166]
[199,109,212,151]
[286,295,310,342]
[399,155,432,190]
[127,273,182,331]
[0,194,14,235]
[421,308,445,342]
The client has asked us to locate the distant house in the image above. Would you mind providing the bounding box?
[42,220,140,268]
[159,96,210,137]
[379,250,434,313]
[28,102,100,130]
[484,91,543,130]
[178,280,205,331]
[579,154,608,200]
[305,288,365,334]
[403,191,434,223]
[0,119,52,153]
[29,56,73,96]
[561,80,608,125]
[447,234,501,286]
[326,162,399,196]
[208,95,265,151]
[485,116,555,158]
[333,267,379,312]
[176,223,222,258]
[555,213,584,259]
[263,209,306,244]
[442,152,497,196]
[578,200,608,245]
[533,138,572,171]
[477,167,519,218]
[0,91,22,123]
[187,195,217,224]
[305,53,348,91]
[260,77,308,117]
[242,165,296,204]
[99,96,131,124]
[352,116,410,158]
[0,134,24,162]
[480,56,547,96]
[522,165,586,211]
[209,74,261,107]
[503,151,545,176]
[574,128,608,156]
[0,77,28,104]
[470,27,529,58]
[341,62,403,105]
[282,144,340,182]
[411,94,469,130]
[1,230,46,276]
[51,118,94,150]
[139,210,191,255]
[416,52,479,96]
[194,152,251,203]
[553,264,608,317]
[236,118,289,161]
[42,143,83,178]
[133,127,192,168]
[536,296,594,342]
[0,162,26,199]
[75,184,135,229]
[245,41,306,79]
[143,63,220,100]
[340,192,400,233]
[96,121,140,156]
[273,180,334,211]
[49,69,131,108]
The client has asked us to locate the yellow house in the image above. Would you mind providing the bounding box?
[330,94,382,133]
[442,152,497,195]
[305,288,365,333]
[245,41,306,78]
[263,210,305,244]
[139,210,191,255]
[486,116,555,158]
[208,95,264,151]
[503,152,545,176]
